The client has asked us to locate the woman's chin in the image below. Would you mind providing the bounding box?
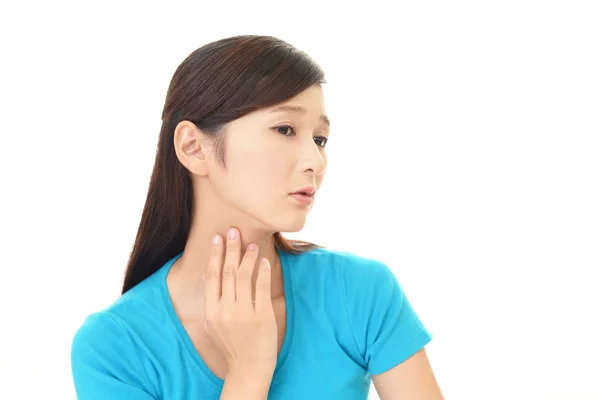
[276,216,308,233]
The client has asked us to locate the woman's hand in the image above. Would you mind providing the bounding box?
[203,227,278,376]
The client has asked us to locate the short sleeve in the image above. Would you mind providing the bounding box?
[340,257,432,376]
[71,311,156,400]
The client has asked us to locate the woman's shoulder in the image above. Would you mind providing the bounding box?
[70,307,159,398]
[287,246,397,298]
[72,271,167,350]
[291,245,392,277]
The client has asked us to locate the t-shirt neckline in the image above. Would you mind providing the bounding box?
[159,246,296,389]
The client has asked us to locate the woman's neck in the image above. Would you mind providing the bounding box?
[167,218,285,306]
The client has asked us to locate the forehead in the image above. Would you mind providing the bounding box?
[265,85,329,124]
[227,85,329,130]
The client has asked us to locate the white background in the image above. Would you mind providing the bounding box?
[1,1,599,399]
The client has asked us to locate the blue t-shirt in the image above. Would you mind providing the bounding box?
[71,246,432,399]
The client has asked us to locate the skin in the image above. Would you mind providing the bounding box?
[168,84,329,390]
[168,83,444,399]
[170,84,329,302]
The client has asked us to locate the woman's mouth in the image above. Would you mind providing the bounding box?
[289,193,314,206]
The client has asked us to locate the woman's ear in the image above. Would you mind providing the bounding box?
[173,120,211,176]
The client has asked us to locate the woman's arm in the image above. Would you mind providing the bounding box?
[219,365,274,399]
[372,348,444,400]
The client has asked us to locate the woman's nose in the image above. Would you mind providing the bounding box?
[299,138,327,176]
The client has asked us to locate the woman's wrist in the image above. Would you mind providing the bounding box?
[224,363,275,395]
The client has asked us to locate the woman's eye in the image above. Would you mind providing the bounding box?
[314,136,328,148]
[275,125,295,136]
[274,125,328,148]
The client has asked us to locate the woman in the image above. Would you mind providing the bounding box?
[71,35,444,399]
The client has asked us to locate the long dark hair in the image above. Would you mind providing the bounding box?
[122,35,326,294]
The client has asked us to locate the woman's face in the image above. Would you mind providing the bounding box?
[202,84,330,233]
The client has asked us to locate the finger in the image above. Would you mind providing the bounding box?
[221,227,240,304]
[204,234,223,307]
[236,243,259,304]
[254,258,272,312]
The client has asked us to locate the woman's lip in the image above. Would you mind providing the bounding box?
[289,193,314,206]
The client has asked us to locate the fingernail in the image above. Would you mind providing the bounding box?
[227,228,238,239]
[247,243,258,251]
[212,235,220,245]
[202,275,205,283]
[262,258,270,270]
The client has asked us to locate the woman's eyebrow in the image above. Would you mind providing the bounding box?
[269,105,330,127]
